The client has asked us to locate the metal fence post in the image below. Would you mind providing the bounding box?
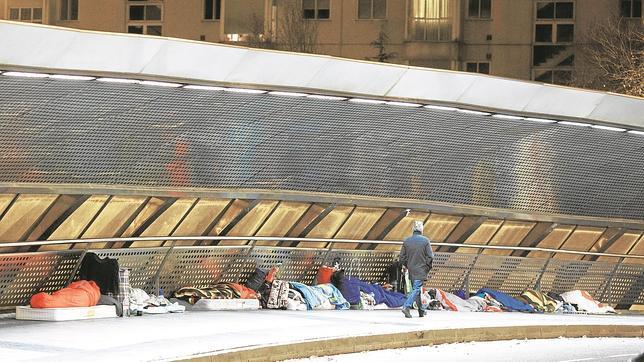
[321,241,336,266]
[64,250,88,286]
[533,257,552,292]
[234,240,258,283]
[599,258,623,303]
[153,242,177,295]
[461,254,480,293]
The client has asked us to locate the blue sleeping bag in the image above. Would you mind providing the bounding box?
[340,276,406,308]
[289,282,327,310]
[477,288,535,312]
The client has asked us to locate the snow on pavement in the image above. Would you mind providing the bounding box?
[289,337,644,362]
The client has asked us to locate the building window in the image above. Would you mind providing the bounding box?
[204,0,221,20]
[534,69,572,85]
[620,0,642,17]
[127,25,162,35]
[535,24,553,42]
[465,62,490,74]
[303,0,330,19]
[128,1,163,36]
[533,45,567,65]
[536,1,573,19]
[410,0,452,41]
[60,0,79,21]
[468,0,491,18]
[533,1,574,70]
[358,0,386,19]
[129,3,162,21]
[534,23,574,43]
[9,8,42,23]
[556,24,574,42]
[534,1,574,47]
[33,8,42,21]
[127,25,143,34]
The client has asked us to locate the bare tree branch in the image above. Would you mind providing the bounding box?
[247,12,275,49]
[275,0,318,53]
[366,26,397,63]
[574,16,643,97]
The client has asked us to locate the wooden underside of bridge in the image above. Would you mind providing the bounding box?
[0,191,642,265]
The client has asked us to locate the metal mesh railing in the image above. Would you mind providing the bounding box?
[0,251,82,307]
[0,237,642,309]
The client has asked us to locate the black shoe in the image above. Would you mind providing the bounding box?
[418,309,426,318]
[402,308,412,318]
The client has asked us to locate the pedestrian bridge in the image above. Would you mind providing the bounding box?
[0,20,643,312]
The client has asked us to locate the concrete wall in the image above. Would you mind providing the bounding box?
[1,0,634,82]
[54,0,125,33]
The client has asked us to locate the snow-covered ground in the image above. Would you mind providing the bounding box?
[0,309,642,361]
[289,338,644,362]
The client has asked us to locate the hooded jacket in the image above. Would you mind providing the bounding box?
[400,231,434,281]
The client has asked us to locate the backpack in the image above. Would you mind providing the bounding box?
[267,280,289,309]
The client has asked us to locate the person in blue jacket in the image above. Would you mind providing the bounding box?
[400,221,434,318]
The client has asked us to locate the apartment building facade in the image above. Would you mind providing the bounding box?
[1,0,642,84]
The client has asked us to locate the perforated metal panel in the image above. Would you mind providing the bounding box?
[499,258,548,294]
[610,263,644,305]
[429,253,477,291]
[157,246,253,291]
[247,247,328,285]
[539,260,594,295]
[0,251,82,307]
[2,76,644,220]
[326,250,400,283]
[570,261,616,298]
[466,256,547,295]
[0,246,643,307]
[91,248,168,292]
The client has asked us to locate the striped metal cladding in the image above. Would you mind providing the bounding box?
[0,194,642,263]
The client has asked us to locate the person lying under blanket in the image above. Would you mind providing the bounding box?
[174,283,259,304]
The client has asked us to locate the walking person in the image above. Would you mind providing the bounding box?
[400,221,434,318]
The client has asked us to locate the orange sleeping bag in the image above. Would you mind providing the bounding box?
[30,280,101,308]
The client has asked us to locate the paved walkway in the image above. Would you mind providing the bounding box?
[0,310,642,361]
